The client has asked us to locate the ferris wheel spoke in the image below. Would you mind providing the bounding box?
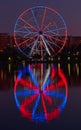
[41,7,46,30]
[51,66,56,79]
[23,24,37,33]
[42,78,50,91]
[19,78,38,90]
[42,66,50,90]
[16,89,39,97]
[14,34,28,46]
[29,36,39,56]
[28,66,39,88]
[44,90,65,98]
[45,30,60,37]
[44,84,55,91]
[48,31,59,36]
[41,94,47,118]
[32,95,40,119]
[15,24,29,32]
[43,93,52,105]
[22,40,36,51]
[24,26,34,32]
[60,96,67,111]
[43,22,51,32]
[44,27,66,33]
[49,41,61,50]
[52,42,63,49]
[44,34,62,49]
[43,31,58,38]
[47,33,64,43]
[52,36,64,44]
[52,37,65,45]
[20,94,38,108]
[43,33,64,47]
[31,9,40,30]
[14,30,37,35]
[40,35,51,56]
[20,17,38,32]
[43,36,56,53]
[17,34,37,46]
[46,22,58,30]
[43,23,59,36]
[55,80,65,88]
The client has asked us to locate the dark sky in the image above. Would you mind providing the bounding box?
[0,0,81,36]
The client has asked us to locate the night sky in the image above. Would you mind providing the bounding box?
[0,0,81,36]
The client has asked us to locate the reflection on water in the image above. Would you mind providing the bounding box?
[14,64,68,122]
[0,62,81,90]
[0,62,81,128]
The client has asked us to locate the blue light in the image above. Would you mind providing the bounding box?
[16,89,39,97]
[60,96,67,112]
[44,27,66,33]
[14,93,20,109]
[14,30,37,34]
[44,90,65,98]
[28,67,39,88]
[58,13,67,28]
[32,113,46,122]
[42,77,50,90]
[32,95,40,120]
[18,71,22,81]
[31,9,40,30]
[32,6,45,10]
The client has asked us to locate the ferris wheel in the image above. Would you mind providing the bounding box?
[14,6,67,58]
[14,64,68,122]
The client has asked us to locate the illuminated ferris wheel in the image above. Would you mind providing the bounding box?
[14,6,67,58]
[14,64,68,122]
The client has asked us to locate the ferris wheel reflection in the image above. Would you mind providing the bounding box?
[14,63,68,123]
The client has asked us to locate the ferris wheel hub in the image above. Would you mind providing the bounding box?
[39,30,43,35]
[39,88,43,94]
